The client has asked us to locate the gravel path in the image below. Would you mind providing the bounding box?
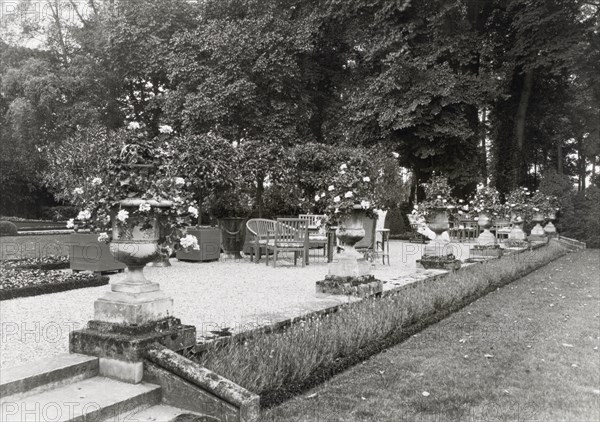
[0,240,471,368]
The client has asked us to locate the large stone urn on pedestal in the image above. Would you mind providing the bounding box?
[328,206,370,278]
[543,211,558,238]
[529,212,547,241]
[477,212,497,246]
[508,213,527,241]
[70,199,196,384]
[423,208,450,256]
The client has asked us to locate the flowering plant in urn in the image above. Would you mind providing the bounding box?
[529,191,559,217]
[503,186,532,222]
[44,124,197,247]
[469,184,501,216]
[412,174,457,220]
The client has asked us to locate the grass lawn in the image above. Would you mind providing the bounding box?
[262,249,600,422]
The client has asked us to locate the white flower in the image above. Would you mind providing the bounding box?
[437,195,442,199]
[116,209,129,222]
[458,210,464,215]
[232,141,238,148]
[320,192,326,198]
[91,177,102,186]
[66,219,75,228]
[533,207,539,212]
[360,200,371,209]
[362,176,370,182]
[174,177,185,186]
[188,206,199,218]
[139,202,151,212]
[339,163,347,170]
[97,233,110,243]
[333,196,341,203]
[173,196,182,203]
[180,234,199,250]
[523,187,528,190]
[73,187,84,195]
[77,210,91,221]
[340,170,346,175]
[158,124,173,134]
[344,191,353,198]
[127,121,141,130]
[392,152,399,158]
[314,194,320,202]
[510,203,515,207]
[474,217,479,221]
[328,185,335,192]
[442,199,447,203]
[458,199,464,203]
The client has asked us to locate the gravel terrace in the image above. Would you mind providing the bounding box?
[0,240,473,369]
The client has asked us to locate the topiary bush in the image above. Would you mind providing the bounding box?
[0,220,18,236]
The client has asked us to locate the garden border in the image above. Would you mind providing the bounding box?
[0,275,109,301]
[186,240,567,407]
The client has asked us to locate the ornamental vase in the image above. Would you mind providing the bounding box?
[477,212,497,246]
[508,213,527,241]
[543,212,558,237]
[424,208,450,256]
[530,212,546,237]
[109,198,172,286]
[329,205,370,278]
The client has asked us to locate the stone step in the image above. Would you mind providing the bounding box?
[101,404,210,422]
[0,353,98,400]
[0,376,161,421]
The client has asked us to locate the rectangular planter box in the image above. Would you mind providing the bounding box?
[69,233,126,273]
[316,276,383,298]
[176,227,221,262]
[416,258,462,271]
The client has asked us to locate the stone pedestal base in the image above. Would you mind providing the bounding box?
[328,248,370,278]
[508,226,527,241]
[423,237,452,257]
[70,317,196,383]
[94,289,174,325]
[477,229,497,246]
[544,221,557,238]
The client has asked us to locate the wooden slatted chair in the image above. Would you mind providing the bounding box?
[299,214,328,261]
[265,218,309,267]
[246,218,277,263]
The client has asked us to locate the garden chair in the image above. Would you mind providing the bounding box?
[374,209,390,265]
[459,219,480,242]
[299,214,328,261]
[355,215,377,261]
[407,214,428,243]
[492,221,512,241]
[246,218,277,263]
[265,218,310,267]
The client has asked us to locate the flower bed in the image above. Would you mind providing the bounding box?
[316,275,382,297]
[184,242,567,407]
[2,256,70,271]
[0,260,108,300]
[417,254,462,270]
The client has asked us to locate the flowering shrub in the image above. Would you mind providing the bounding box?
[315,150,406,226]
[529,191,560,216]
[412,174,457,220]
[503,187,532,221]
[44,125,195,245]
[180,234,199,251]
[469,184,501,216]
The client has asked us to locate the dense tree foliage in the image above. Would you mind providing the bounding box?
[0,0,597,235]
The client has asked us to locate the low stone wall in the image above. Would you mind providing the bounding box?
[144,346,260,422]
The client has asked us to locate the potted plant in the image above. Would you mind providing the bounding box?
[45,125,196,276]
[528,191,559,240]
[316,151,398,279]
[504,187,531,241]
[412,174,457,256]
[469,183,501,247]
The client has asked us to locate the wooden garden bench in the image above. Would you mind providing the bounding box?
[246,218,277,263]
[265,218,310,267]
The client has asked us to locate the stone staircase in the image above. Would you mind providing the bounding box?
[0,354,207,422]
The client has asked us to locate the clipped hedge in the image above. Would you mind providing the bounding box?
[0,220,18,236]
[0,274,109,301]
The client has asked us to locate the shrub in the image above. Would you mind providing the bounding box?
[0,221,18,236]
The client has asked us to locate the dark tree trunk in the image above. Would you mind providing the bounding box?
[513,69,534,187]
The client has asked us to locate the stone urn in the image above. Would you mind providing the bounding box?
[424,207,450,256]
[95,198,174,325]
[477,212,497,246]
[543,211,558,238]
[329,205,370,278]
[530,212,546,238]
[508,212,527,241]
[218,217,246,259]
